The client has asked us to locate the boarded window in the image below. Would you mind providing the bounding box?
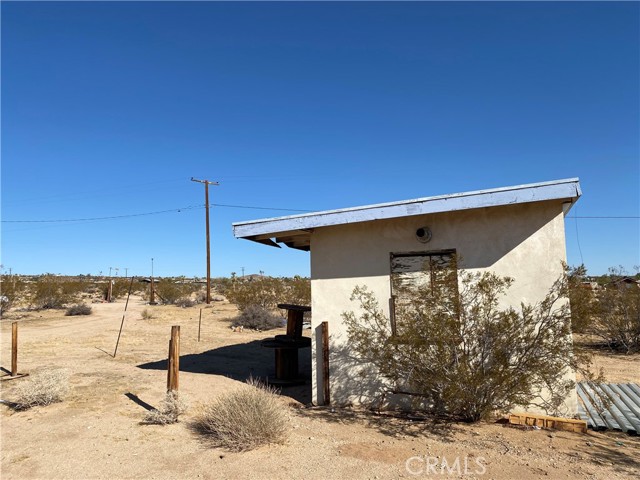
[389,250,457,336]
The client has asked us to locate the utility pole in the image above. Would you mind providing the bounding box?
[191,177,219,304]
[241,267,245,278]
[124,267,128,278]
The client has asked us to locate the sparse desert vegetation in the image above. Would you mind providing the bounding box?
[221,274,310,313]
[192,378,289,451]
[0,273,638,479]
[231,304,284,331]
[568,265,640,353]
[143,390,189,425]
[65,303,92,316]
[11,368,70,410]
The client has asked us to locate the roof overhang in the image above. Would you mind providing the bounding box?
[232,178,581,250]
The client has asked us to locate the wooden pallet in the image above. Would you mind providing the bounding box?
[508,412,587,434]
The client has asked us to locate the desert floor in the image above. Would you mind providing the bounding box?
[1,298,639,480]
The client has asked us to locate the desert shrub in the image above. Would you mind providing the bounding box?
[232,305,283,330]
[83,282,101,295]
[31,275,80,309]
[192,378,288,451]
[568,265,640,353]
[143,391,189,425]
[0,275,27,315]
[225,275,310,313]
[211,277,232,295]
[175,297,196,308]
[113,279,133,299]
[65,304,92,316]
[589,273,640,353]
[101,278,136,300]
[343,266,595,422]
[282,275,311,307]
[155,278,198,305]
[141,308,154,320]
[60,278,85,297]
[225,276,284,311]
[13,369,70,410]
[567,264,597,333]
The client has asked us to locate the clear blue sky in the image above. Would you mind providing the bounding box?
[2,2,638,278]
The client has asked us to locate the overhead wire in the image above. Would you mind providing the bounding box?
[573,205,585,265]
[1,203,313,224]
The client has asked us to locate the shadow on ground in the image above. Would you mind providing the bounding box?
[583,431,640,477]
[136,339,312,404]
[294,405,461,442]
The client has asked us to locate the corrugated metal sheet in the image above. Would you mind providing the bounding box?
[577,382,640,434]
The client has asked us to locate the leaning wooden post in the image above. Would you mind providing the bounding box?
[11,322,18,376]
[113,276,135,358]
[321,321,330,405]
[167,326,180,391]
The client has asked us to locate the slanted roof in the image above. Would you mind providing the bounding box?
[232,178,581,251]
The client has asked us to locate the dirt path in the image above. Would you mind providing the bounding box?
[1,301,639,479]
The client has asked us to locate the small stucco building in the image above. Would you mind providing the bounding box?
[233,178,581,414]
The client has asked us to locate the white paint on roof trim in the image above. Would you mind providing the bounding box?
[233,178,581,239]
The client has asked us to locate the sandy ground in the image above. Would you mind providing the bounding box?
[1,298,639,480]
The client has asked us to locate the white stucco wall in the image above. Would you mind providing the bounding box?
[309,199,577,415]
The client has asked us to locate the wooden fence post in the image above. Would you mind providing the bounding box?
[150,278,156,305]
[11,322,18,376]
[321,321,330,405]
[167,326,180,391]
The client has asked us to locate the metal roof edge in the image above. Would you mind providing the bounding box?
[233,178,581,239]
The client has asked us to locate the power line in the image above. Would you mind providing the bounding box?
[2,207,636,225]
[1,205,202,223]
[211,203,311,212]
[1,203,312,224]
